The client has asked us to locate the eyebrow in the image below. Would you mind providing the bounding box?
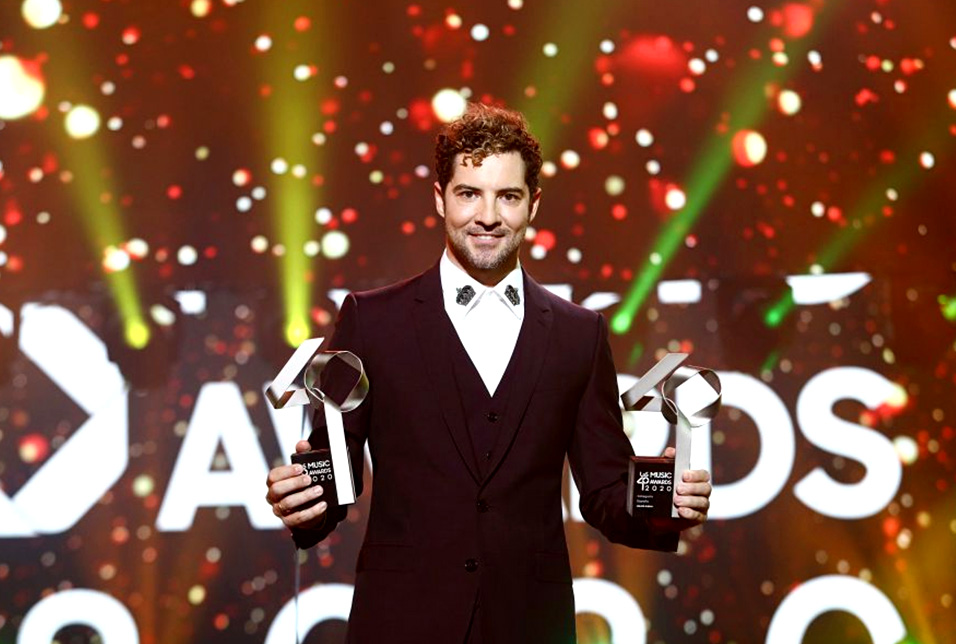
[452,183,526,195]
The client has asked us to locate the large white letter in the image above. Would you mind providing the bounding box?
[794,367,902,519]
[18,589,139,644]
[157,382,281,530]
[766,575,906,643]
[266,397,310,460]
[265,583,354,643]
[573,578,646,644]
[707,372,795,519]
[1,305,128,537]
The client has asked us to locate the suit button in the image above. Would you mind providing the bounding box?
[476,500,489,513]
[465,558,479,572]
[483,451,492,460]
[486,411,498,422]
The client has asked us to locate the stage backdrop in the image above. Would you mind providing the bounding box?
[1,0,954,642]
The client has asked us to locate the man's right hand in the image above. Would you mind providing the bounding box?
[265,439,328,530]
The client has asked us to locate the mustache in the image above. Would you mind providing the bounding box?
[463,227,508,236]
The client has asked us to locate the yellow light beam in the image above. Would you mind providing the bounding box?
[35,15,150,349]
[256,3,340,347]
[513,4,625,152]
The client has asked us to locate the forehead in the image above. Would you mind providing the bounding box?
[448,151,528,189]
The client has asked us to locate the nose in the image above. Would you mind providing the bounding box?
[474,196,501,228]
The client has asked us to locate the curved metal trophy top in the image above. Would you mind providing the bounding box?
[621,353,722,426]
[303,350,369,413]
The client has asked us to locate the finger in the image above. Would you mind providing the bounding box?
[674,493,710,511]
[676,481,712,497]
[265,472,312,505]
[295,440,312,454]
[675,506,707,523]
[265,463,305,490]
[662,446,676,458]
[273,483,326,516]
[681,469,711,483]
[282,501,329,529]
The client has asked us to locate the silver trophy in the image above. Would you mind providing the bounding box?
[266,338,368,507]
[621,353,721,519]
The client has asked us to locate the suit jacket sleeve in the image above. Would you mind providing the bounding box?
[567,313,680,553]
[290,293,371,549]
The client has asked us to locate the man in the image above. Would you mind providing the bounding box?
[265,103,712,643]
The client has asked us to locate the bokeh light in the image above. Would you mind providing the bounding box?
[103,246,131,273]
[321,230,349,259]
[470,23,489,42]
[21,0,62,29]
[664,185,686,210]
[732,130,768,166]
[893,436,918,465]
[18,433,50,463]
[432,88,467,122]
[560,150,580,169]
[778,89,802,115]
[0,55,45,119]
[64,104,101,139]
[605,175,625,196]
[190,0,212,18]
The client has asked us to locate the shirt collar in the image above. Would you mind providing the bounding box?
[439,249,525,321]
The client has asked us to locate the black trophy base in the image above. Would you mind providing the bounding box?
[291,449,340,509]
[627,456,676,518]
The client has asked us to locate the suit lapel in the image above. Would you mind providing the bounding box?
[481,271,553,486]
[411,264,482,485]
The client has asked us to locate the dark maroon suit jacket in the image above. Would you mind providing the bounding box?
[295,264,677,643]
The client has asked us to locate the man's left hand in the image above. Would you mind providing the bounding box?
[654,446,712,530]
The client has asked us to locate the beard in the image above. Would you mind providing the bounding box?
[445,222,525,276]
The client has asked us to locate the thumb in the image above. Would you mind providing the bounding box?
[661,446,676,459]
[295,440,312,454]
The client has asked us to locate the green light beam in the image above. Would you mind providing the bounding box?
[611,6,840,335]
[763,131,956,328]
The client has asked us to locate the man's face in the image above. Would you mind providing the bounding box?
[434,151,540,285]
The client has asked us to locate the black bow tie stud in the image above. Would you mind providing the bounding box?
[456,285,476,306]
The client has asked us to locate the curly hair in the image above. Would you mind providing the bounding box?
[434,102,543,195]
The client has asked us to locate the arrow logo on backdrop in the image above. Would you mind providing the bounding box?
[0,304,128,537]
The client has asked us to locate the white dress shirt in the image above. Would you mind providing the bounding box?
[439,250,524,396]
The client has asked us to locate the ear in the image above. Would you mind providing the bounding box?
[528,187,542,223]
[433,181,446,219]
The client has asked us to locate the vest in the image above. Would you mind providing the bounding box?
[446,317,524,480]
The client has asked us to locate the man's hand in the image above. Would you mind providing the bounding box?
[652,446,712,531]
[265,440,328,530]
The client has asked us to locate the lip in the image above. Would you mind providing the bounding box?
[468,233,504,246]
